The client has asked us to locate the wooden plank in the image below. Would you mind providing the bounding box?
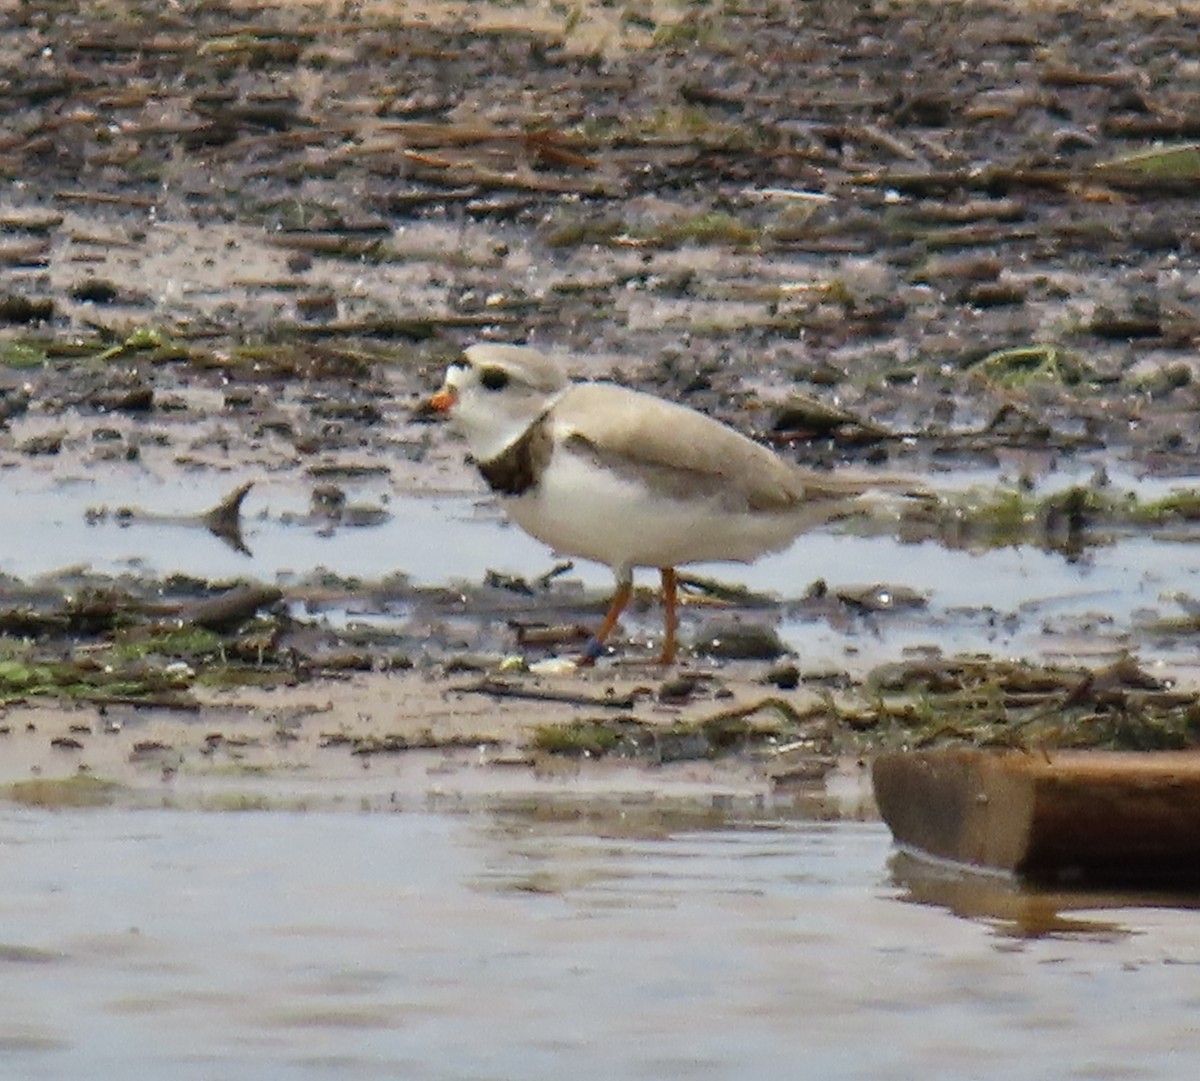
[871,749,1200,887]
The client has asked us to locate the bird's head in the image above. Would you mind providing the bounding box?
[430,344,569,461]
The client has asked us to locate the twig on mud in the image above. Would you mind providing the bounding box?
[696,696,824,729]
[202,482,254,555]
[88,694,200,710]
[54,190,158,209]
[676,574,776,606]
[510,623,592,649]
[284,315,518,339]
[537,561,576,589]
[451,678,641,710]
[402,151,623,197]
[181,584,283,633]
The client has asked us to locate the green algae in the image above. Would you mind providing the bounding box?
[5,775,125,808]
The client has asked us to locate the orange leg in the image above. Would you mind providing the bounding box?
[580,574,633,664]
[658,567,678,666]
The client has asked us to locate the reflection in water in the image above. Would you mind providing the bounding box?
[888,851,1200,940]
[3,807,1200,1081]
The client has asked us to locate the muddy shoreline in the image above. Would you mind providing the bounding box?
[3,0,1200,801]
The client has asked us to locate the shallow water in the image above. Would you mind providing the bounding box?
[8,469,1200,671]
[3,806,1200,1081]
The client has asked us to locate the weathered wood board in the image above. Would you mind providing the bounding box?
[872,749,1200,886]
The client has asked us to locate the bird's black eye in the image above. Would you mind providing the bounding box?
[479,367,510,392]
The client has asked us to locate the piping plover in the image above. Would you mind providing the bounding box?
[430,343,912,664]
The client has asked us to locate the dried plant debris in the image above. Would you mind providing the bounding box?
[529,696,811,763]
[862,654,1200,753]
[512,654,1200,762]
[0,577,295,705]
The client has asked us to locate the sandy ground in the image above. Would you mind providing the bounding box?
[1,666,878,812]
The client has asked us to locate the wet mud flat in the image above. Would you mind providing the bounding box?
[3,0,1200,799]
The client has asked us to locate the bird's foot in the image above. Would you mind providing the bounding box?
[606,648,679,668]
[575,639,677,668]
[575,637,610,667]
[635,652,678,668]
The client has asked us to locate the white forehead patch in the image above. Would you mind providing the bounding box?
[444,363,471,391]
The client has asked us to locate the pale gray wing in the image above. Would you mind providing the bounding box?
[550,384,811,513]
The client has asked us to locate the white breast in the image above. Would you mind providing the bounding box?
[502,445,807,573]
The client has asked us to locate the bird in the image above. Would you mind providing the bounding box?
[429,343,916,665]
